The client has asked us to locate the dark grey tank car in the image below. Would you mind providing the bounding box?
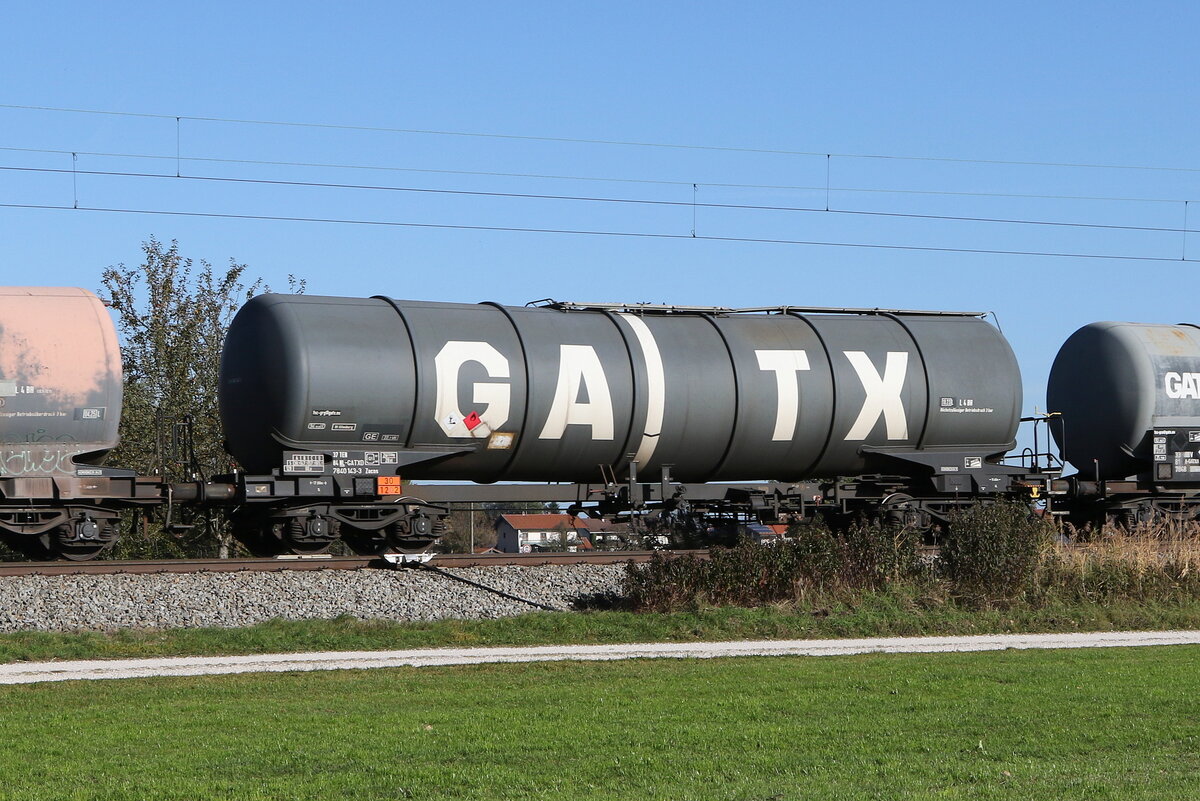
[1048,322,1200,482]
[220,295,1023,487]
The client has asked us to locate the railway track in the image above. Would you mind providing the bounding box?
[0,550,707,577]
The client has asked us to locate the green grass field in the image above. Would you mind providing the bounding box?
[3,596,1200,664]
[0,646,1196,799]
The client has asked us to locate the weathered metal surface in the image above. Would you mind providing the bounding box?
[1048,322,1200,480]
[220,295,1021,484]
[0,287,121,479]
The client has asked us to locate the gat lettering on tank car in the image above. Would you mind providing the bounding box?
[1049,322,1200,523]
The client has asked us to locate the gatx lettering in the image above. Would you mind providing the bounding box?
[436,340,912,445]
[755,350,811,441]
[843,351,909,441]
[434,342,619,441]
[434,342,511,437]
[753,349,910,442]
[538,345,615,440]
[1165,372,1200,400]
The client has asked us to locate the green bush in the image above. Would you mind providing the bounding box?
[939,500,1053,607]
[623,518,925,612]
[623,501,1200,615]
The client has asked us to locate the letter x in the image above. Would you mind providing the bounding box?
[844,351,909,441]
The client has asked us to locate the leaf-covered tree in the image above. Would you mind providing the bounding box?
[439,507,497,553]
[100,238,303,557]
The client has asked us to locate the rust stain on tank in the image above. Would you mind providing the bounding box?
[0,288,122,475]
[1142,325,1197,356]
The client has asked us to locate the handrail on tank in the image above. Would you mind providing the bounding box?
[1002,412,1065,472]
[526,299,988,317]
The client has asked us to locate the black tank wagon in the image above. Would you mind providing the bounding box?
[23,286,1200,560]
[1049,321,1200,524]
[217,295,1053,554]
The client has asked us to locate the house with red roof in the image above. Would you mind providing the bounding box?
[494,514,601,553]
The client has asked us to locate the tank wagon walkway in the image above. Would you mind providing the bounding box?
[3,630,1199,685]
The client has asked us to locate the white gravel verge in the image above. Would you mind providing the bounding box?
[3,630,1199,685]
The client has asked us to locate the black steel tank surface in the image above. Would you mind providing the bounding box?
[1048,321,1200,481]
[220,295,1022,482]
[0,287,122,476]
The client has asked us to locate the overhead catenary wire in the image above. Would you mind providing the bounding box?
[2,201,1195,264]
[1,144,1195,206]
[1185,201,1192,261]
[2,163,1195,237]
[6,102,1200,174]
[3,103,1195,265]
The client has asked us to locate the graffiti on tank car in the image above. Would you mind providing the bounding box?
[1,431,82,476]
[25,428,77,444]
[0,447,79,476]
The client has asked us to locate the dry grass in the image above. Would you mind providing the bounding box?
[1045,520,1200,604]
[628,506,1200,612]
[1060,517,1200,562]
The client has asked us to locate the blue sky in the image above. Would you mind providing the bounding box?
[1,1,1198,427]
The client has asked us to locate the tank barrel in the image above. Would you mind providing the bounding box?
[169,482,237,504]
[219,294,1023,485]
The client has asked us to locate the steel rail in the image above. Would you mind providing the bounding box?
[0,550,706,577]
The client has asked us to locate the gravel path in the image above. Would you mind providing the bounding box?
[0,564,626,632]
[3,630,1199,685]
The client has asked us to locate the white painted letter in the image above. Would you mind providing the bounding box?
[539,345,615,440]
[434,341,511,437]
[844,351,909,441]
[618,314,666,467]
[755,350,811,441]
[1163,372,1200,399]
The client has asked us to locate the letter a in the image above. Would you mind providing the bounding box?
[539,345,615,440]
